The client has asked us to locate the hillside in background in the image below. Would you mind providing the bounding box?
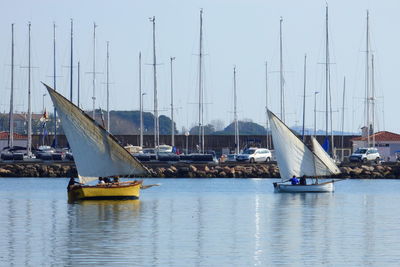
[0,112,360,136]
[213,121,267,135]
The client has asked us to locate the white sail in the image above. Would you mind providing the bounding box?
[311,137,341,175]
[268,110,340,180]
[43,83,148,184]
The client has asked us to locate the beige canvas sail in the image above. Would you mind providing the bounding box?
[268,110,340,180]
[43,83,148,184]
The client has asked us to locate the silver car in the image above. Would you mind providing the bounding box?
[236,148,272,163]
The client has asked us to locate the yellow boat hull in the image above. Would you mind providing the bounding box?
[68,181,142,201]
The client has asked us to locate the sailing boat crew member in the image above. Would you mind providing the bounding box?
[290,175,299,185]
[300,176,307,185]
[67,177,80,191]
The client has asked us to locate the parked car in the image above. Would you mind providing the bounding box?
[225,154,237,162]
[349,147,380,163]
[236,148,272,163]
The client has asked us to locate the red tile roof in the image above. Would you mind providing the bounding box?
[0,131,27,140]
[351,131,400,142]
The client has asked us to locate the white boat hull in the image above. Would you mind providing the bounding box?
[273,181,334,193]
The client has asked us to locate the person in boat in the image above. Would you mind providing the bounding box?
[98,177,105,184]
[289,175,299,185]
[113,177,120,183]
[299,175,307,185]
[67,177,80,191]
[103,177,111,183]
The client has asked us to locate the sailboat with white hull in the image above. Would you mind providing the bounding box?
[42,83,152,200]
[268,110,342,193]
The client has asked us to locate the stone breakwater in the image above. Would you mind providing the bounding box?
[1,162,400,178]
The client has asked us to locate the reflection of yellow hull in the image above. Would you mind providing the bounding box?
[68,181,142,201]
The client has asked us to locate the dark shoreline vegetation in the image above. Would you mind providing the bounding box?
[1,162,400,179]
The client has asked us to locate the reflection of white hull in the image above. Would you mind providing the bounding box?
[273,181,334,193]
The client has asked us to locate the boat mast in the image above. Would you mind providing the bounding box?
[233,66,239,155]
[77,61,80,108]
[371,54,375,147]
[302,54,307,142]
[325,4,330,154]
[341,76,346,162]
[8,24,15,148]
[365,10,371,147]
[198,9,204,153]
[53,23,58,147]
[70,19,73,102]
[170,56,175,147]
[279,17,285,122]
[106,41,110,132]
[27,22,32,157]
[92,22,97,120]
[149,17,159,152]
[139,52,144,148]
[265,61,270,149]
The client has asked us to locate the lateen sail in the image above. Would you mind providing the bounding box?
[311,136,341,175]
[268,110,340,180]
[43,83,148,184]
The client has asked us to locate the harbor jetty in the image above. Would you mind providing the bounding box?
[1,161,400,179]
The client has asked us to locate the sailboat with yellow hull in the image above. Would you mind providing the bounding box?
[68,181,143,200]
[43,83,150,201]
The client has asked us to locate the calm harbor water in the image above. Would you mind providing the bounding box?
[0,178,399,266]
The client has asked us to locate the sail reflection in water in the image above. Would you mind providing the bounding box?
[1,178,400,266]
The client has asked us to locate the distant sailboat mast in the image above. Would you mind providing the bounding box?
[53,22,58,147]
[70,19,73,102]
[106,41,110,132]
[149,16,159,152]
[233,66,239,155]
[27,22,32,157]
[279,17,285,122]
[198,9,205,153]
[302,54,307,141]
[341,76,346,162]
[92,22,97,119]
[325,5,330,152]
[365,10,371,147]
[77,61,80,108]
[8,24,15,148]
[139,52,144,148]
[265,61,270,149]
[170,56,176,147]
[323,4,334,156]
[371,54,376,147]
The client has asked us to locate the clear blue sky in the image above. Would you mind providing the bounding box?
[0,0,398,134]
